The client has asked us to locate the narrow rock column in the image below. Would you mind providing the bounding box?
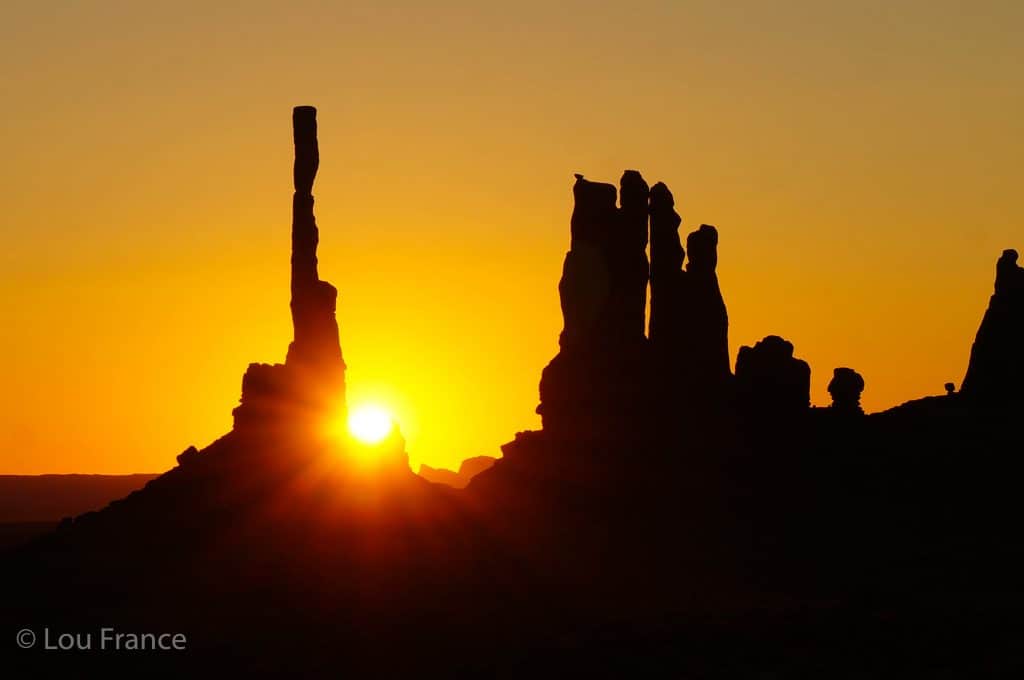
[285,107,346,422]
[648,182,685,345]
[683,224,730,392]
[648,185,731,407]
[558,175,617,349]
[233,107,347,433]
[615,170,651,344]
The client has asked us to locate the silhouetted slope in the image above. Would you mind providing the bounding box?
[962,248,1024,400]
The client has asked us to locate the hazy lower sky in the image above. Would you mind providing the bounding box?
[1,0,1021,473]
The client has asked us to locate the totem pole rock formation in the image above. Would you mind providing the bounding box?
[961,249,1023,402]
[734,335,811,416]
[828,367,865,414]
[538,172,651,437]
[286,107,346,386]
[232,106,347,432]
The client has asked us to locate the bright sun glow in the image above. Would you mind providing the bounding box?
[347,405,393,444]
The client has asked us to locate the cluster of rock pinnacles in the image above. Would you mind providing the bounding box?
[539,170,868,437]
[222,107,1019,452]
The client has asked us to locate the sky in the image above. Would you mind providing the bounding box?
[1,0,1021,474]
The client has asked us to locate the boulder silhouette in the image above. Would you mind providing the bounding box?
[735,335,810,415]
[828,367,865,414]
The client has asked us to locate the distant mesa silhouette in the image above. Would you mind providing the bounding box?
[0,474,158,524]
[418,456,496,488]
[417,464,461,487]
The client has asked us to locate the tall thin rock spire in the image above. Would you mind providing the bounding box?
[286,106,344,377]
[233,107,346,432]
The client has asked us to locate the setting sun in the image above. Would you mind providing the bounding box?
[347,405,394,445]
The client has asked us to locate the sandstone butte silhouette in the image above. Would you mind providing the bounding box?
[3,107,1023,677]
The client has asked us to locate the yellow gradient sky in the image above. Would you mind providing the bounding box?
[1,1,1021,474]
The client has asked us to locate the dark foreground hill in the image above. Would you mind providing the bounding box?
[3,108,1022,677]
[4,400,1022,676]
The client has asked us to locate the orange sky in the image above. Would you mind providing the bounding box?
[1,1,1022,474]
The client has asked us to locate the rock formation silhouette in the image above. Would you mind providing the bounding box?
[539,172,733,437]
[961,248,1024,402]
[734,335,810,415]
[648,182,685,348]
[232,107,346,434]
[828,367,865,414]
[683,224,731,397]
[538,172,652,438]
[4,108,1024,677]
[647,183,731,412]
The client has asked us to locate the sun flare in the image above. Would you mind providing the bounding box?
[347,404,394,445]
